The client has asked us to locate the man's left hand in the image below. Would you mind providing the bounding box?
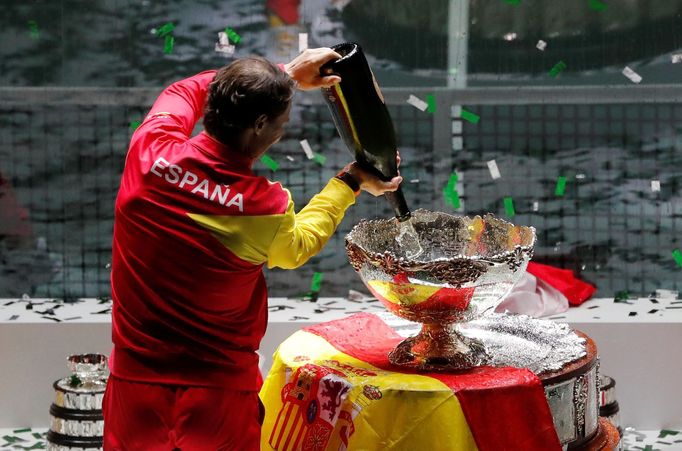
[284,48,342,90]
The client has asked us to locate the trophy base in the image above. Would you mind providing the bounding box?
[388,323,489,371]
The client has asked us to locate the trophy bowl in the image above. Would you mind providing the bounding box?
[346,210,536,371]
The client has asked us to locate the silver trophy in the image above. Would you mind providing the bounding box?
[346,210,535,371]
[47,354,108,450]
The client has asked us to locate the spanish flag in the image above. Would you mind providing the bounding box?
[261,313,562,451]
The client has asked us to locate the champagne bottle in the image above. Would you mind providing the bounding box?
[320,42,411,221]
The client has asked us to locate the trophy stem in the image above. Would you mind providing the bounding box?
[389,322,489,372]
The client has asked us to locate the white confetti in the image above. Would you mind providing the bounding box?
[487,160,501,180]
[452,136,463,150]
[503,32,517,42]
[622,66,642,84]
[299,139,315,159]
[298,33,308,52]
[452,121,463,134]
[651,180,661,192]
[532,201,539,212]
[536,40,547,51]
[409,179,420,184]
[286,155,295,162]
[406,95,428,112]
[451,105,462,118]
[672,54,682,64]
[215,32,235,55]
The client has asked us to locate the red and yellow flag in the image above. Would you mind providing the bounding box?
[260,313,562,451]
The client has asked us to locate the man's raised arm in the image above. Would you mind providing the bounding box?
[134,70,217,143]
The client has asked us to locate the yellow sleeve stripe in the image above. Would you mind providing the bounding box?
[267,178,356,270]
[187,212,285,265]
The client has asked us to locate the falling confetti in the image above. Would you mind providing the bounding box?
[298,33,308,52]
[549,61,567,78]
[555,176,567,196]
[311,272,323,291]
[312,153,326,166]
[651,180,661,192]
[504,0,521,4]
[503,32,517,42]
[426,94,436,113]
[27,20,39,39]
[487,160,501,180]
[589,0,607,11]
[300,139,315,159]
[260,154,279,171]
[406,95,428,112]
[673,249,682,268]
[536,40,547,51]
[443,173,461,209]
[225,27,241,44]
[164,35,175,54]
[503,197,515,217]
[155,22,175,38]
[622,66,642,84]
[215,32,235,56]
[129,120,142,131]
[460,108,480,124]
[672,54,682,64]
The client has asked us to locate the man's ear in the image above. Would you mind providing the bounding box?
[253,114,268,135]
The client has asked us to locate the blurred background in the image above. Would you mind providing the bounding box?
[0,0,680,299]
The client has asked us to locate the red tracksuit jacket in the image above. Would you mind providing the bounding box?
[109,70,356,391]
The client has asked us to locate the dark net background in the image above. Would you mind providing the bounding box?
[1,0,681,299]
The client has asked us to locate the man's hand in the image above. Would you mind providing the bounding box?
[284,48,342,90]
[345,162,403,197]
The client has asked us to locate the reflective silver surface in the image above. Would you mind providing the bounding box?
[54,380,105,410]
[67,354,108,386]
[346,210,536,370]
[377,312,587,374]
[50,417,104,437]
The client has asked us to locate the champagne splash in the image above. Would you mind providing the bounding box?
[396,218,424,259]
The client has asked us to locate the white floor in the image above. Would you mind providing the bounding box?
[1,291,681,434]
[1,427,681,450]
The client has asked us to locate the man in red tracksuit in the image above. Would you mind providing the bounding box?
[103,48,402,450]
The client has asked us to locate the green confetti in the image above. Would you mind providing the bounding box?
[549,61,567,78]
[129,120,142,131]
[225,27,241,44]
[32,433,42,439]
[460,108,480,124]
[659,429,679,438]
[12,429,31,434]
[310,272,323,293]
[555,176,567,196]
[589,0,607,11]
[503,197,515,217]
[673,249,682,268]
[426,94,436,113]
[155,22,175,38]
[443,173,461,209]
[68,374,82,387]
[614,290,631,303]
[504,0,521,4]
[260,154,279,171]
[312,153,326,166]
[2,436,27,443]
[27,20,39,39]
[164,35,175,54]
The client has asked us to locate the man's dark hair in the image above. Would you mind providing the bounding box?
[203,57,295,145]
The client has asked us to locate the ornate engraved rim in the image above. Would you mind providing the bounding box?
[346,211,536,287]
